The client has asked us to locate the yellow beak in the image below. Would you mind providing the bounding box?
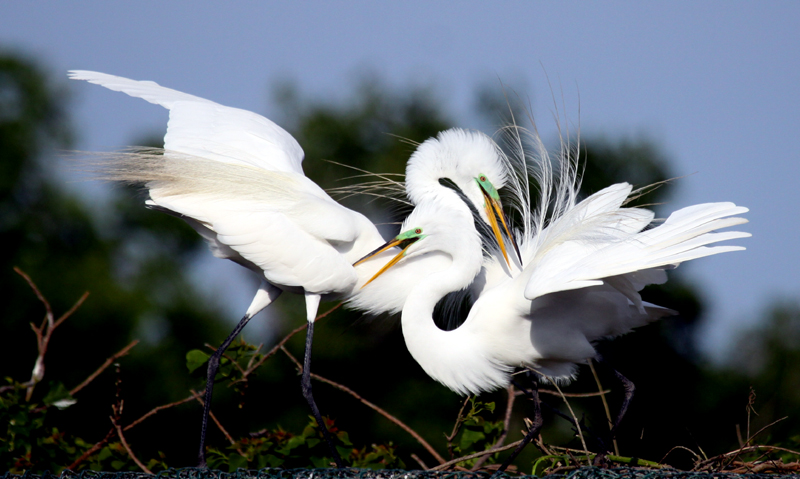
[354,237,420,288]
[478,185,522,266]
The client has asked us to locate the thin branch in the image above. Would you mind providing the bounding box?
[728,460,800,474]
[410,454,429,470]
[659,445,703,465]
[68,390,206,470]
[544,375,588,454]
[589,360,619,456]
[280,345,446,465]
[471,385,516,471]
[446,396,471,458]
[189,389,245,456]
[124,392,202,431]
[694,444,800,471]
[431,439,525,471]
[67,427,115,471]
[112,416,152,474]
[534,435,555,456]
[520,388,611,398]
[71,340,139,397]
[54,291,90,329]
[234,303,343,383]
[722,416,789,469]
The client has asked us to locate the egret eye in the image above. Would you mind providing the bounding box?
[415,228,422,234]
[480,175,487,182]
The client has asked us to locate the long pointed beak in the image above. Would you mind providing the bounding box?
[478,184,523,266]
[354,237,420,288]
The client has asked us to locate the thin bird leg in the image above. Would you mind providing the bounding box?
[300,293,345,468]
[610,368,635,435]
[198,281,281,467]
[494,379,543,476]
[512,378,577,427]
[198,312,254,467]
[513,375,608,452]
[592,359,635,456]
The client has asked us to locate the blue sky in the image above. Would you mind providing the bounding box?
[2,1,798,361]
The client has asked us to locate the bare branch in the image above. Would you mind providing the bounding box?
[71,340,139,397]
[280,345,446,465]
[124,392,201,431]
[67,427,116,471]
[410,453,429,470]
[112,416,152,474]
[544,375,588,454]
[446,396,471,458]
[694,444,800,471]
[519,388,610,398]
[190,389,245,456]
[589,360,619,456]
[431,439,525,471]
[54,291,90,329]
[234,302,343,383]
[472,385,516,471]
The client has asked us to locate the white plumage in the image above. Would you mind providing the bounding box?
[68,70,407,467]
[364,127,750,396]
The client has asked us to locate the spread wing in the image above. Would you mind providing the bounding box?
[69,70,305,175]
[522,183,750,301]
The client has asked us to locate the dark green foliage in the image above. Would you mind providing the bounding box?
[446,398,505,468]
[206,418,404,471]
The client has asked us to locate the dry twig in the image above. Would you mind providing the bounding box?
[112,416,152,474]
[70,340,139,397]
[227,302,343,387]
[518,388,610,398]
[124,392,202,431]
[589,359,619,456]
[190,389,246,456]
[66,428,115,471]
[280,345,446,465]
[445,396,471,458]
[544,375,588,454]
[694,444,800,472]
[471,385,516,471]
[431,439,525,471]
[410,453,429,470]
[11,267,89,399]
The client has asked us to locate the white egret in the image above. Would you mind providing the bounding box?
[68,71,423,467]
[360,127,750,469]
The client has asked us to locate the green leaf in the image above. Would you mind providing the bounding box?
[284,435,306,452]
[228,453,248,472]
[310,456,331,468]
[460,427,485,449]
[336,445,352,459]
[43,382,75,409]
[186,349,210,373]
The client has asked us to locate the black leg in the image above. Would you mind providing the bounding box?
[592,359,635,457]
[198,313,254,467]
[494,379,543,476]
[610,368,635,435]
[300,321,345,468]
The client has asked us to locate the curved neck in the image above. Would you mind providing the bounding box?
[400,218,506,395]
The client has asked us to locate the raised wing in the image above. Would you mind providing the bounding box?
[69,70,304,175]
[523,184,750,301]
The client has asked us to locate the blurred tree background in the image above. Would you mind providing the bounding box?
[2,50,797,473]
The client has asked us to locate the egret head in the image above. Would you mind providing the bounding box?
[406,128,521,265]
[354,201,483,287]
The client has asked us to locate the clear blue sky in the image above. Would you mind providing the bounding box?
[2,1,798,361]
